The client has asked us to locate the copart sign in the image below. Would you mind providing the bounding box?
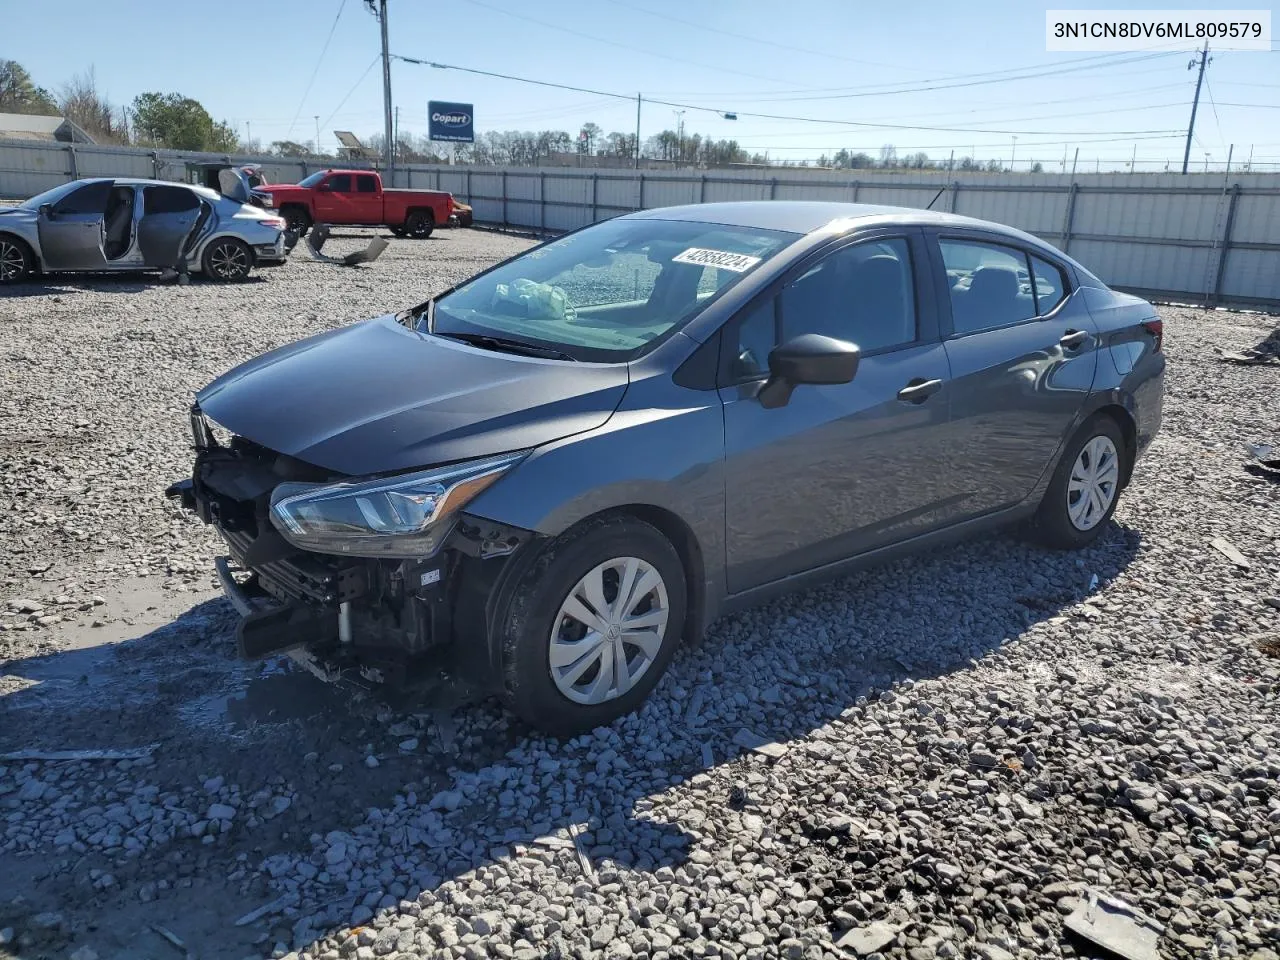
[429,101,475,142]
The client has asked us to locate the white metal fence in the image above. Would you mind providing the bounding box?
[3,137,1278,309]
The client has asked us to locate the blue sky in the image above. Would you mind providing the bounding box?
[7,0,1279,169]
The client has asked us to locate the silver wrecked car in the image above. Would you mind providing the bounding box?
[0,176,288,284]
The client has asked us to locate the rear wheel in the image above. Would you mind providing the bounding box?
[1033,416,1127,549]
[405,210,435,239]
[202,238,253,282]
[0,235,34,284]
[281,206,311,237]
[498,516,686,736]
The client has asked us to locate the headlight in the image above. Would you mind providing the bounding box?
[269,451,526,558]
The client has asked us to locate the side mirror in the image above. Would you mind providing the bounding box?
[757,333,860,409]
[38,203,54,219]
[317,182,333,192]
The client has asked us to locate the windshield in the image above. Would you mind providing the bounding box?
[18,181,85,210]
[295,171,327,188]
[427,217,798,362]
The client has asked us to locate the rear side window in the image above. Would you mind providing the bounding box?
[1030,254,1067,314]
[328,174,352,192]
[356,175,377,193]
[53,181,111,215]
[143,186,199,215]
[940,240,1036,335]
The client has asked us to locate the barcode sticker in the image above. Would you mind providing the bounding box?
[672,247,763,273]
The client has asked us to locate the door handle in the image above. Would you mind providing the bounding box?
[1060,329,1089,350]
[897,378,943,403]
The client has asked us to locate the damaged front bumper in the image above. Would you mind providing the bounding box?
[166,406,536,691]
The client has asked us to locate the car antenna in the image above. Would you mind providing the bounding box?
[925,185,948,211]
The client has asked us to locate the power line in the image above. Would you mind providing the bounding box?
[394,55,1181,137]
[286,0,348,142]
[458,0,801,88]
[320,55,381,134]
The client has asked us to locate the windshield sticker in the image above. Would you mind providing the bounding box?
[671,247,763,273]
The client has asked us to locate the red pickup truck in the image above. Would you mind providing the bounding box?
[260,170,453,239]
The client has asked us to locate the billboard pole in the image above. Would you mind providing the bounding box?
[634,94,641,170]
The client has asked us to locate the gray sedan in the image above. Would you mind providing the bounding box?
[0,176,288,284]
[169,201,1165,734]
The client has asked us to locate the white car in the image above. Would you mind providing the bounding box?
[0,176,288,284]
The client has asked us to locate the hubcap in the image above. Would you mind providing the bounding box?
[0,241,24,281]
[549,556,669,705]
[210,243,247,279]
[1067,435,1120,531]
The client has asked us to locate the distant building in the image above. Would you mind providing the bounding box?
[0,113,97,144]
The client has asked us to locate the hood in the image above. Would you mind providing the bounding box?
[196,315,629,475]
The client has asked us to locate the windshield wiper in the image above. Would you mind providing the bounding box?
[433,331,577,362]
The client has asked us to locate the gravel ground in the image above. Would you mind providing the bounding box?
[1,230,1278,960]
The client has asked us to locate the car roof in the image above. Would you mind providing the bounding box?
[624,200,1050,247]
[77,177,224,201]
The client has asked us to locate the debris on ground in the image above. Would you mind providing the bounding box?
[1219,324,1280,364]
[1,746,158,762]
[732,727,789,759]
[305,223,389,266]
[1062,889,1163,960]
[1210,537,1251,570]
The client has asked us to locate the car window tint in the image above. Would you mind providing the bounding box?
[329,174,352,192]
[732,298,778,380]
[1030,254,1067,314]
[778,238,916,352]
[356,175,377,193]
[940,240,1036,334]
[53,181,112,215]
[143,186,199,215]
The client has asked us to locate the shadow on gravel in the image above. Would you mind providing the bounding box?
[0,522,1143,958]
[0,273,268,298]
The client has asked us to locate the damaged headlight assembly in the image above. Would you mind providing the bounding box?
[268,450,527,558]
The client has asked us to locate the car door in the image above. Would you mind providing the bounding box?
[719,230,955,594]
[313,173,353,222]
[137,185,203,269]
[353,174,382,222]
[36,180,111,271]
[928,231,1098,519]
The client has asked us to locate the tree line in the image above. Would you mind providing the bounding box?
[2,58,1044,172]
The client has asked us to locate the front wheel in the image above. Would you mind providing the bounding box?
[1033,416,1127,549]
[202,238,253,282]
[405,210,434,239]
[0,235,34,284]
[281,206,311,237]
[498,516,686,736]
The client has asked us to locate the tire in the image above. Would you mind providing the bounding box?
[281,206,311,237]
[497,515,687,736]
[0,234,34,284]
[405,210,435,239]
[201,238,253,282]
[1032,415,1127,550]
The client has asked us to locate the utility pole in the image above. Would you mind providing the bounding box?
[314,115,320,155]
[394,106,400,165]
[634,94,641,170]
[245,121,251,150]
[1070,147,1079,178]
[1182,42,1210,175]
[1225,143,1234,176]
[1010,135,1017,171]
[1130,142,1137,173]
[366,0,394,176]
[673,109,686,165]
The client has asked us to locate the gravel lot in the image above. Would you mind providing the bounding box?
[1,228,1278,960]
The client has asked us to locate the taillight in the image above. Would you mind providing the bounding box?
[260,216,286,230]
[1142,319,1163,352]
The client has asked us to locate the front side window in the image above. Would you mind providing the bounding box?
[728,237,918,381]
[940,239,1039,334]
[52,181,112,216]
[428,218,797,362]
[328,174,352,193]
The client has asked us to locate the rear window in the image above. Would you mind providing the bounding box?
[356,175,377,193]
